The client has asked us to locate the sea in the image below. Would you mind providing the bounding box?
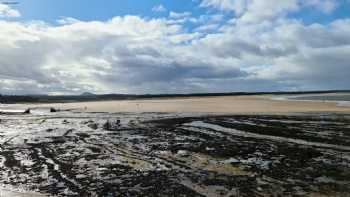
[291,94,350,107]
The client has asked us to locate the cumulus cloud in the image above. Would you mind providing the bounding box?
[0,16,246,94]
[0,4,20,17]
[0,1,349,94]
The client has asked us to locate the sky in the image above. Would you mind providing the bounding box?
[0,0,350,95]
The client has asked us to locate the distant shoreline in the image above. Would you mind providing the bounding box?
[272,93,350,107]
[1,90,350,104]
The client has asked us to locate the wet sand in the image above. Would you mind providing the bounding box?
[1,95,350,196]
[0,112,349,196]
[33,95,350,114]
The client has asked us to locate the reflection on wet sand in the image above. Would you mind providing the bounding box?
[0,110,349,196]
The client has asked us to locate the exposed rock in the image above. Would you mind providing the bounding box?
[0,113,349,196]
[88,123,98,130]
[23,108,30,114]
[50,107,58,113]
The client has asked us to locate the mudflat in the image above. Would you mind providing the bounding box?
[0,111,349,196]
[33,95,350,114]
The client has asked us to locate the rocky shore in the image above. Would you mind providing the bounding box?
[0,110,349,196]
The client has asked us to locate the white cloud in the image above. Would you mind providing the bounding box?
[239,0,299,23]
[0,4,20,17]
[195,23,220,32]
[167,12,195,25]
[0,3,349,94]
[200,0,247,14]
[169,11,192,19]
[200,0,300,23]
[200,0,338,23]
[303,0,338,14]
[152,4,167,12]
[1,16,244,94]
[57,17,81,25]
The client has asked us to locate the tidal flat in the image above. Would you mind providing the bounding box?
[0,110,349,196]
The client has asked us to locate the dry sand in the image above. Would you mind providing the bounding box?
[33,95,350,114]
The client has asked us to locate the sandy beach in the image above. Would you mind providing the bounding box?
[31,95,350,114]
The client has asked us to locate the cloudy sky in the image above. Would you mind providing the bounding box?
[0,0,349,95]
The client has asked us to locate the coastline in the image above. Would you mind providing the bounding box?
[271,93,350,107]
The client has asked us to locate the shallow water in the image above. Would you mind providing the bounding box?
[293,94,350,102]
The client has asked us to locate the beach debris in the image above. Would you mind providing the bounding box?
[50,107,58,113]
[24,108,31,114]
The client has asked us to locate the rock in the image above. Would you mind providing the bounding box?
[50,108,58,113]
[103,120,112,130]
[176,150,190,157]
[24,108,31,114]
[88,123,98,130]
[103,120,120,131]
